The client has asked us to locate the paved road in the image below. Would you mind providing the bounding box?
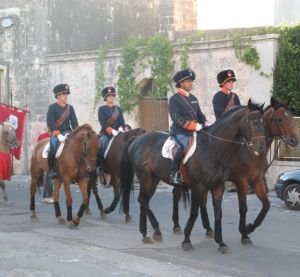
[0,176,299,277]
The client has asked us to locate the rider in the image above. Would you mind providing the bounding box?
[96,86,125,174]
[169,68,208,185]
[212,69,241,120]
[46,84,79,178]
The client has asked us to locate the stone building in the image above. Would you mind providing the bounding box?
[0,0,299,185]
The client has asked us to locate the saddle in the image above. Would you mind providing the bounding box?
[162,132,197,185]
[42,141,65,159]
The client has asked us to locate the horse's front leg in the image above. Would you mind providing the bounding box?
[211,186,229,254]
[103,175,120,214]
[244,178,270,237]
[172,187,182,234]
[53,178,65,224]
[70,177,89,228]
[0,180,8,204]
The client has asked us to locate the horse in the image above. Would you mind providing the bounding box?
[120,100,266,250]
[0,121,19,205]
[86,128,145,220]
[29,124,99,228]
[193,97,299,248]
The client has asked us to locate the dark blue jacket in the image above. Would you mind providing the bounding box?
[98,105,125,136]
[46,103,78,134]
[169,92,206,137]
[212,91,241,119]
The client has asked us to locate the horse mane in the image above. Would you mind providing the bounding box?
[68,123,96,139]
[264,97,289,112]
[122,128,145,141]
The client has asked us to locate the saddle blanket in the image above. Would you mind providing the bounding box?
[0,151,12,180]
[162,132,197,164]
[42,142,65,159]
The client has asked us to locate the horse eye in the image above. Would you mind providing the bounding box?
[277,118,283,123]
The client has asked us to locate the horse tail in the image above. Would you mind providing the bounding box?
[120,136,136,215]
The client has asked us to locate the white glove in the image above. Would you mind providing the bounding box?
[204,122,210,127]
[112,129,119,136]
[57,134,67,142]
[118,126,124,133]
[195,123,202,131]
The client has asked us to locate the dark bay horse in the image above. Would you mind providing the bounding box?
[30,124,99,227]
[86,128,145,220]
[121,100,266,250]
[0,121,19,204]
[194,97,299,248]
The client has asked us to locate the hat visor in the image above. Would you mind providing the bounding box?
[55,91,70,96]
[104,93,116,100]
[219,77,236,87]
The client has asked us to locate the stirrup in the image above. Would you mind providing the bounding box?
[96,166,104,175]
[170,171,183,185]
[49,169,58,179]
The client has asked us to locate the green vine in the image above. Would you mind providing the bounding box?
[273,23,300,116]
[94,45,106,110]
[144,34,175,99]
[117,36,141,114]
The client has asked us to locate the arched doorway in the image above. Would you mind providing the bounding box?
[138,78,169,132]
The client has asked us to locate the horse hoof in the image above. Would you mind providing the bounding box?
[103,208,110,214]
[142,236,154,244]
[58,217,66,225]
[173,227,183,235]
[100,211,107,219]
[125,214,132,223]
[218,245,230,254]
[182,242,194,251]
[152,233,162,242]
[241,237,253,245]
[68,222,78,229]
[85,208,92,215]
[30,214,38,221]
[206,230,214,238]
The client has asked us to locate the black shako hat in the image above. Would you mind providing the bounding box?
[102,86,116,100]
[173,69,196,88]
[217,70,236,87]
[53,84,70,98]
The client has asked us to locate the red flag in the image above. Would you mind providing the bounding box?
[0,103,28,160]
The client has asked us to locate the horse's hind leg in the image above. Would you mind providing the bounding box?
[147,208,162,242]
[103,175,120,214]
[0,180,8,205]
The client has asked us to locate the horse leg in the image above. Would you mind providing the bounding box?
[103,175,120,214]
[211,186,229,254]
[29,173,41,220]
[53,179,65,224]
[243,178,270,237]
[0,180,8,205]
[172,187,182,234]
[200,190,214,238]
[85,173,93,215]
[70,177,89,228]
[182,187,201,251]
[147,207,162,242]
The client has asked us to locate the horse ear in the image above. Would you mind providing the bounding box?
[247,98,252,106]
[285,98,290,107]
[260,102,265,110]
[270,96,275,107]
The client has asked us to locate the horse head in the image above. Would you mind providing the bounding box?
[240,99,266,156]
[69,124,99,173]
[122,128,146,142]
[264,97,299,149]
[0,121,19,151]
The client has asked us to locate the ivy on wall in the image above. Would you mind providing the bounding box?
[273,23,300,116]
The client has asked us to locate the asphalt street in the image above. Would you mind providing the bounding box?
[0,175,299,277]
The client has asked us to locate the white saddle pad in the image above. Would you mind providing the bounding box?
[162,132,197,164]
[42,142,65,159]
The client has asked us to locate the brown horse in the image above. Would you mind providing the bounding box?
[0,121,19,205]
[86,128,145,220]
[182,97,298,251]
[29,124,99,227]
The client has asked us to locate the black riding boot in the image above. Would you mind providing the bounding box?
[170,147,184,185]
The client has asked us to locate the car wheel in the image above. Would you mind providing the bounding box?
[283,183,300,211]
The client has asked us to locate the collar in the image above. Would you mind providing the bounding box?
[178,89,190,97]
[221,88,231,95]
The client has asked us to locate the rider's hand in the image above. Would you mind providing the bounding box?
[195,123,203,131]
[52,130,60,136]
[118,126,124,133]
[112,129,119,136]
[57,134,67,142]
[204,121,210,127]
